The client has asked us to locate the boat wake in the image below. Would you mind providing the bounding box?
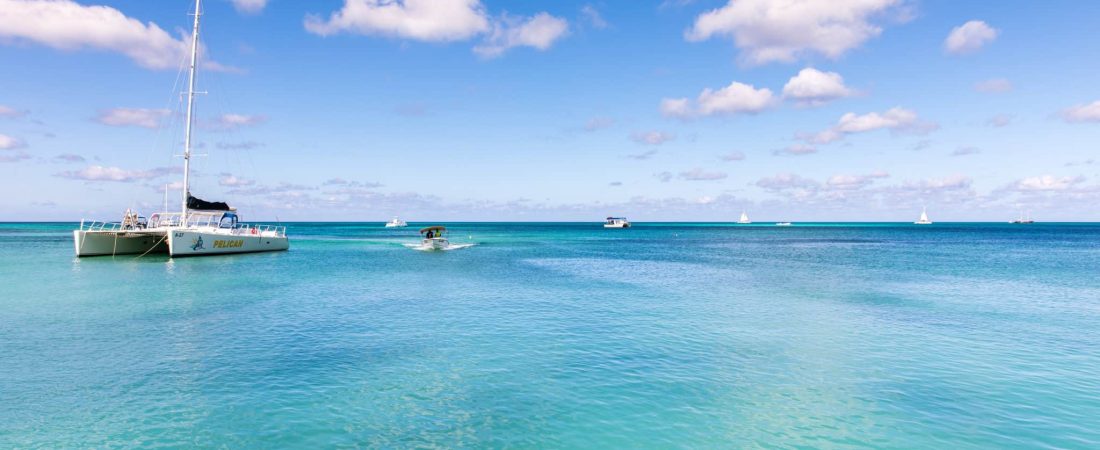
[403,243,478,252]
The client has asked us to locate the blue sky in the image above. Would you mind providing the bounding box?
[1,0,1098,221]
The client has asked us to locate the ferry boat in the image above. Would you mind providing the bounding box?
[604,217,631,228]
[72,0,288,257]
[385,217,408,228]
[914,207,933,225]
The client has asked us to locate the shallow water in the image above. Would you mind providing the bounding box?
[1,222,1099,448]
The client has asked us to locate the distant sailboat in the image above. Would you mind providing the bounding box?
[738,211,752,224]
[914,207,933,225]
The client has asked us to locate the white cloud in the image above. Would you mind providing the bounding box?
[782,68,855,106]
[0,105,26,118]
[720,151,745,161]
[826,172,889,190]
[0,133,25,149]
[679,168,728,181]
[1060,100,1100,123]
[661,81,774,118]
[655,171,674,182]
[631,131,675,145]
[951,146,981,157]
[627,149,658,160]
[219,173,256,187]
[772,144,817,156]
[986,114,1013,127]
[305,0,490,41]
[231,0,268,15]
[474,13,569,58]
[0,0,230,70]
[805,107,935,144]
[904,174,972,191]
[685,0,903,65]
[581,5,607,29]
[945,20,998,55]
[756,173,818,191]
[1012,175,1085,192]
[95,108,170,128]
[584,116,615,131]
[974,78,1012,93]
[0,151,30,163]
[55,165,178,182]
[206,113,268,131]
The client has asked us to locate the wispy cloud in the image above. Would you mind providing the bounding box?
[627,149,658,160]
[679,168,727,181]
[802,107,937,144]
[974,78,1012,93]
[474,13,569,58]
[204,114,267,131]
[54,153,85,163]
[631,131,675,145]
[216,141,264,150]
[580,5,607,29]
[945,20,998,55]
[218,173,256,187]
[0,133,25,149]
[772,144,817,156]
[720,151,746,162]
[951,146,981,157]
[0,105,27,119]
[231,0,268,15]
[584,116,615,131]
[95,108,170,129]
[55,165,180,182]
[986,114,1013,127]
[1060,100,1100,123]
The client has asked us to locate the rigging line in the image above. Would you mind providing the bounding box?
[135,234,168,259]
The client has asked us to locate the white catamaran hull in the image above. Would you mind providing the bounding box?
[74,229,288,257]
[73,230,168,256]
[167,230,289,256]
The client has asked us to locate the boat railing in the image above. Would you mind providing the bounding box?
[79,219,124,232]
[229,223,287,238]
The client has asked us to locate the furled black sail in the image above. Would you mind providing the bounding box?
[187,195,231,211]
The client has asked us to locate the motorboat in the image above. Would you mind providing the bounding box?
[419,226,450,250]
[604,217,631,228]
[72,0,288,257]
[776,222,792,227]
[385,217,408,228]
[915,207,933,225]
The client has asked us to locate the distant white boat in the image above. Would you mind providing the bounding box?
[915,207,933,225]
[776,222,792,227]
[738,211,752,224]
[385,217,407,228]
[1009,210,1034,224]
[604,217,631,228]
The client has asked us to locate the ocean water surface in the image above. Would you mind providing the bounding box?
[1,222,1099,448]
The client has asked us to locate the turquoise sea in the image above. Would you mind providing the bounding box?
[2,222,1099,448]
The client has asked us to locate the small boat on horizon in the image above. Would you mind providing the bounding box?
[604,217,631,228]
[776,222,792,227]
[1010,210,1035,224]
[738,211,752,224]
[915,207,933,225]
[385,217,408,228]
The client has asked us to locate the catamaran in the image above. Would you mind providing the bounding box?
[738,211,752,224]
[385,217,408,228]
[914,207,933,225]
[72,0,288,257]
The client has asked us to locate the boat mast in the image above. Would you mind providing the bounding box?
[181,0,202,221]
